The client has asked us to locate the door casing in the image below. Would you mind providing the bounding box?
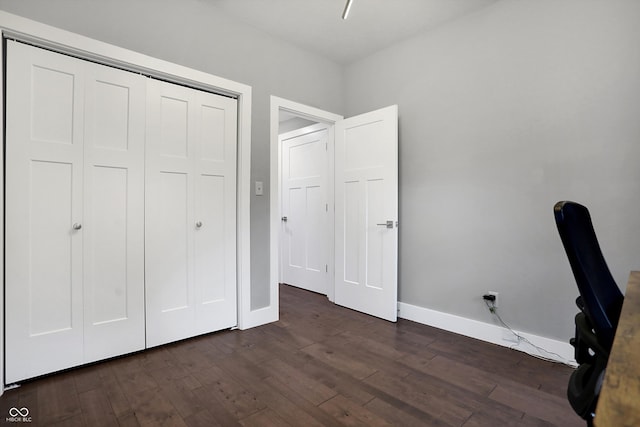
[270,96,343,307]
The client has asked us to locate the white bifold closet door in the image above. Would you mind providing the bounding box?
[145,79,238,347]
[5,41,146,383]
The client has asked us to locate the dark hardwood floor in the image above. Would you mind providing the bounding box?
[1,284,584,426]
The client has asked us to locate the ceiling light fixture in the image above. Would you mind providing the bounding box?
[342,0,354,19]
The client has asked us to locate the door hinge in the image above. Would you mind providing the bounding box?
[326,203,328,212]
[325,264,328,273]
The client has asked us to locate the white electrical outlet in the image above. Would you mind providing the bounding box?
[488,291,499,308]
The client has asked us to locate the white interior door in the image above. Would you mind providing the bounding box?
[145,79,237,347]
[82,59,146,363]
[280,124,330,294]
[5,41,86,382]
[334,105,398,321]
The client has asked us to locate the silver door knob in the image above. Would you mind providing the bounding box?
[376,220,394,229]
[73,223,82,230]
[195,221,203,228]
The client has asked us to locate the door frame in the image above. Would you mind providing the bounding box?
[269,96,343,308]
[0,11,255,392]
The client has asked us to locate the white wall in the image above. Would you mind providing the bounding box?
[345,0,640,341]
[0,0,345,310]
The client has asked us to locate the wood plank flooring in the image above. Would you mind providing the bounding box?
[0,284,584,426]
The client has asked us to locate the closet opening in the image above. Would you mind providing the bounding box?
[0,21,253,389]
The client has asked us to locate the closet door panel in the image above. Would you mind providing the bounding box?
[83,63,146,362]
[194,92,237,334]
[200,103,226,161]
[160,96,190,158]
[145,80,196,347]
[90,166,129,321]
[31,63,76,144]
[29,162,76,333]
[147,82,237,345]
[154,171,190,311]
[196,174,226,303]
[5,41,85,383]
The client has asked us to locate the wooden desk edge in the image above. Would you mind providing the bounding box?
[594,271,640,427]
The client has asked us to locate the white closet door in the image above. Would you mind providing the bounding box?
[5,41,85,383]
[145,79,195,346]
[193,90,237,335]
[145,80,237,347]
[82,61,146,362]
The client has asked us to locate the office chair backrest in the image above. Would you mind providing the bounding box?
[554,201,624,349]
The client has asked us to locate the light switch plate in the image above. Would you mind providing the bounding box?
[255,181,264,196]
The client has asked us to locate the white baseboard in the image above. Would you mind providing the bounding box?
[398,302,577,366]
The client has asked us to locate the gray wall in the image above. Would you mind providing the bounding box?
[0,0,345,310]
[345,0,640,340]
[279,117,318,134]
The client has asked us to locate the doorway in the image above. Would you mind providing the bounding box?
[270,97,399,322]
[270,97,343,304]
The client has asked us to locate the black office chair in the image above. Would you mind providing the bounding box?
[553,201,624,425]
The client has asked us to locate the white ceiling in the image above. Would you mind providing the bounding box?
[209,0,499,64]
